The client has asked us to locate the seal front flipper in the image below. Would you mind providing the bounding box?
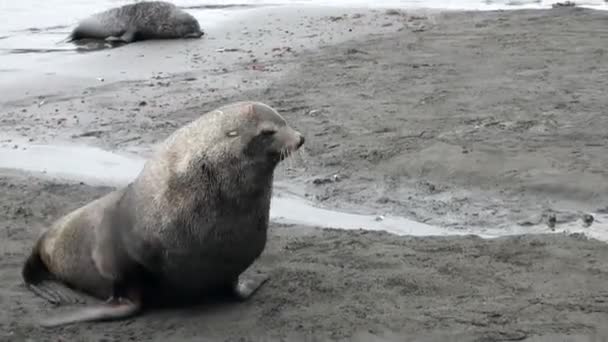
[119,29,136,43]
[104,29,136,44]
[231,273,270,301]
[104,36,122,42]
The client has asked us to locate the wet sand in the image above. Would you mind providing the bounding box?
[2,5,608,342]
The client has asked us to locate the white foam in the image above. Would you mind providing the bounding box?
[1,141,606,241]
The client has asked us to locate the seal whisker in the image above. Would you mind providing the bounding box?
[286,148,295,172]
[279,148,288,178]
[295,149,307,169]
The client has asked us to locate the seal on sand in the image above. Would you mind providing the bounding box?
[68,1,204,44]
[21,101,305,327]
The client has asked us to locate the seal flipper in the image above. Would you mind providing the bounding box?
[39,268,144,328]
[119,29,136,43]
[38,265,147,327]
[39,292,142,328]
[104,29,136,44]
[27,283,61,305]
[28,281,88,305]
[231,273,270,301]
[22,238,67,305]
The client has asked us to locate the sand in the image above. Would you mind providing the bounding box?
[1,5,608,342]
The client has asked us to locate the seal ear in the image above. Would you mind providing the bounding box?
[240,104,256,118]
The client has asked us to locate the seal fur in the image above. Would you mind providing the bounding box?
[68,1,204,44]
[22,101,305,327]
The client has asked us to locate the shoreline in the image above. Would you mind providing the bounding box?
[3,1,608,98]
[2,5,608,341]
[2,6,606,239]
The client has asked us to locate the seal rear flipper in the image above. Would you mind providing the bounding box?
[27,283,61,305]
[27,281,88,305]
[22,237,91,305]
[22,239,63,304]
[39,298,142,328]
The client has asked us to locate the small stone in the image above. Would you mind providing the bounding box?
[385,9,402,16]
[375,215,385,222]
[138,101,147,106]
[546,213,557,230]
[582,214,594,227]
[552,1,576,7]
[313,177,332,185]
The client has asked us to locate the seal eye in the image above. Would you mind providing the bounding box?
[260,129,276,136]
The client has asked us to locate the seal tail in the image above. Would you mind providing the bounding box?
[40,299,142,328]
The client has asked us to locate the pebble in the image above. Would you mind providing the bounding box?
[546,213,557,230]
[582,214,594,227]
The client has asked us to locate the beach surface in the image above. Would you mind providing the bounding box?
[1,5,608,341]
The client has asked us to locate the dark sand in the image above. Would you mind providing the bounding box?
[1,6,608,342]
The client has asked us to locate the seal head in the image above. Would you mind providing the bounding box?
[169,11,204,38]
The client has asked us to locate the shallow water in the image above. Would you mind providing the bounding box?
[1,141,607,242]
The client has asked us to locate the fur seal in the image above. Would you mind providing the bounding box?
[22,101,305,327]
[68,1,204,44]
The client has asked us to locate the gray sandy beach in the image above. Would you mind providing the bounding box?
[1,5,608,341]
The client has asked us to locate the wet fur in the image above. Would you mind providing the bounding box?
[22,101,304,326]
[69,1,203,43]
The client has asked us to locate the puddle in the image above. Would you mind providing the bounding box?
[0,141,145,186]
[1,141,607,241]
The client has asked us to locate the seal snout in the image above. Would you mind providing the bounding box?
[296,134,305,149]
[185,30,204,38]
[275,130,305,162]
